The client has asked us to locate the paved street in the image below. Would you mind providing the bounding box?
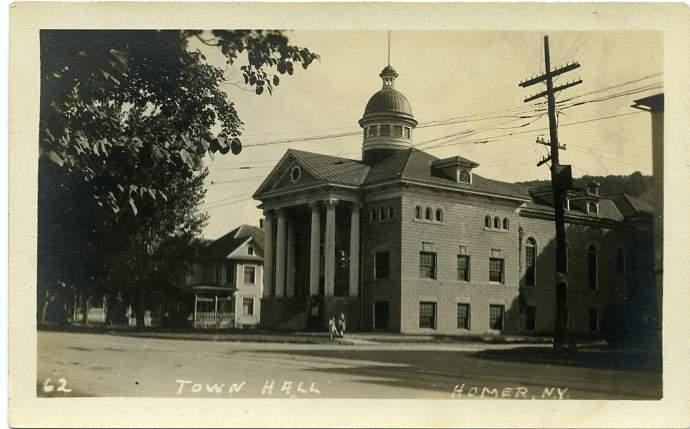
[37,331,661,399]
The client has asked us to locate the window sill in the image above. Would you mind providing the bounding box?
[413,218,444,226]
[483,227,509,233]
[369,219,394,224]
[488,281,505,285]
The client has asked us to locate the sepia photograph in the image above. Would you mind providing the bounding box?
[7,2,690,428]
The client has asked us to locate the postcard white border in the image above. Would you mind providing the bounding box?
[8,2,690,427]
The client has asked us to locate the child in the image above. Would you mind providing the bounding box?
[337,313,347,337]
[328,317,338,340]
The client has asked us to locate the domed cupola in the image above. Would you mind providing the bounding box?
[359,65,418,164]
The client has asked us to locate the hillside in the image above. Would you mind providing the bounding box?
[516,171,655,206]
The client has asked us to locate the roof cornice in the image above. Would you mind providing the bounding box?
[361,178,530,203]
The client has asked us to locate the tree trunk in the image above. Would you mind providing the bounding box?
[40,292,50,324]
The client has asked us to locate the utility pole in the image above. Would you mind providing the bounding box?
[519,36,581,351]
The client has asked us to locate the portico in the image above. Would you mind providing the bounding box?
[261,197,361,301]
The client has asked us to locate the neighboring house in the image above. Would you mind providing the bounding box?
[181,224,264,329]
[252,64,656,337]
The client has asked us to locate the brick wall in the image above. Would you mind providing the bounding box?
[518,214,632,335]
[399,188,523,335]
[361,192,403,331]
[375,185,642,338]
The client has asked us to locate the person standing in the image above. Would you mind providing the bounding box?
[337,312,346,337]
[328,316,338,340]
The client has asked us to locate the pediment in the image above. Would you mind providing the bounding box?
[254,152,322,197]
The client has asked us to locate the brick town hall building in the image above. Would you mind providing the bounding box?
[253,65,655,338]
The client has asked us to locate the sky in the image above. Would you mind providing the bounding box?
[193,31,663,239]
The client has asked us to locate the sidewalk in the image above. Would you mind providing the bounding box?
[38,323,592,347]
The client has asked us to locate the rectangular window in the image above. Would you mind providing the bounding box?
[419,252,436,279]
[404,127,411,139]
[457,303,470,329]
[419,302,436,329]
[393,125,403,137]
[588,249,598,290]
[489,305,504,330]
[243,298,254,316]
[489,258,504,283]
[589,308,599,332]
[243,265,256,284]
[225,262,235,285]
[457,255,470,281]
[368,126,378,138]
[526,305,537,331]
[616,248,625,275]
[374,251,390,279]
[215,263,224,285]
[379,124,391,137]
[525,246,536,287]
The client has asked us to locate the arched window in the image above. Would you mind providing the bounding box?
[388,206,394,219]
[378,207,384,221]
[502,217,510,230]
[248,246,254,256]
[494,216,501,229]
[435,209,443,222]
[425,207,432,221]
[415,206,422,219]
[485,215,491,228]
[588,245,598,290]
[588,202,598,215]
[525,238,536,287]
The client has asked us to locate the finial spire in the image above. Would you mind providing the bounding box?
[387,31,391,66]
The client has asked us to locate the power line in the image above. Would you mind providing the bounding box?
[207,174,268,186]
[427,110,646,150]
[234,74,660,151]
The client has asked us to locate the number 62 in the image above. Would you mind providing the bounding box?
[43,378,72,393]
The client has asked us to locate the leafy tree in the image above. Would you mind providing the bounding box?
[38,30,318,327]
[517,172,654,205]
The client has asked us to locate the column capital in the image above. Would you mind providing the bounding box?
[308,200,321,209]
[324,198,339,208]
[351,201,362,210]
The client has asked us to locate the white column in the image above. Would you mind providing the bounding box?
[286,220,296,298]
[349,203,360,297]
[324,199,338,297]
[275,209,287,298]
[262,211,274,298]
[309,202,321,296]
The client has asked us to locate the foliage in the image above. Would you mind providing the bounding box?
[40,30,318,215]
[37,30,318,324]
[517,171,654,205]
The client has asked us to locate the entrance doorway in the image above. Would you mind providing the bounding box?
[373,301,389,330]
